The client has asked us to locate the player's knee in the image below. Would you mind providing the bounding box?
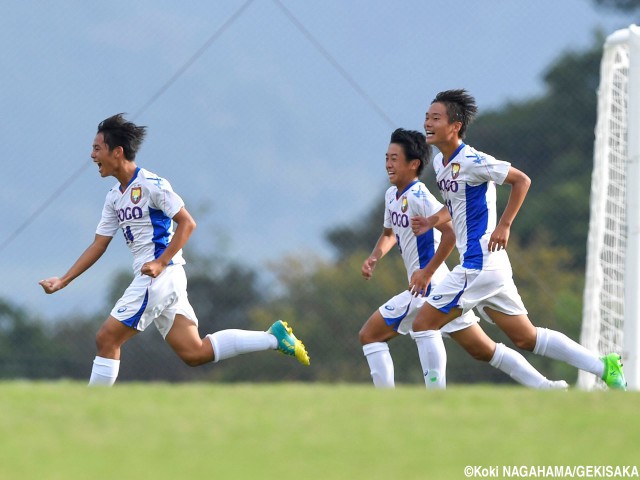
[180,355,203,367]
[414,311,443,331]
[183,357,203,367]
[466,344,494,362]
[178,350,209,367]
[413,317,437,331]
[95,327,114,352]
[512,336,536,351]
[359,327,374,345]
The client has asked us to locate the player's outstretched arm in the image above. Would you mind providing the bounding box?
[361,228,396,280]
[141,207,196,278]
[39,234,112,294]
[489,166,531,252]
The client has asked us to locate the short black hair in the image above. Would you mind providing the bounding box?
[431,89,478,139]
[97,113,147,161]
[390,128,431,176]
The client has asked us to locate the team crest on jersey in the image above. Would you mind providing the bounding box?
[401,196,409,213]
[130,186,142,204]
[451,163,461,179]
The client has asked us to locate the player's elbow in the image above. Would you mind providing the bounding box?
[506,168,531,191]
[515,170,531,191]
[184,217,197,233]
[358,328,372,345]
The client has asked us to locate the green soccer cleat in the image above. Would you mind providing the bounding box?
[267,320,310,366]
[601,353,627,391]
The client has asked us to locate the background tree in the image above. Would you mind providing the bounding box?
[0,33,608,384]
[0,300,67,378]
[468,39,603,268]
[592,0,640,12]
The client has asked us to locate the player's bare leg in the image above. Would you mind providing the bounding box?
[89,316,138,386]
[165,314,214,366]
[359,311,399,388]
[359,311,399,345]
[413,302,458,331]
[485,309,537,351]
[488,308,619,388]
[95,316,139,358]
[165,314,310,367]
[450,322,567,389]
[448,323,495,361]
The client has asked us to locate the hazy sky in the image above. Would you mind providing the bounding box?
[1,0,633,318]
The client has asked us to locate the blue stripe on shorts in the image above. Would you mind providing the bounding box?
[438,278,467,314]
[121,289,149,330]
[383,299,412,332]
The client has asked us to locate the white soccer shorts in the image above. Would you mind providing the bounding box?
[426,265,528,324]
[110,264,198,338]
[378,289,478,336]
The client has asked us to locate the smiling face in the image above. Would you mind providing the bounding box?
[386,142,419,191]
[424,101,461,150]
[91,133,122,178]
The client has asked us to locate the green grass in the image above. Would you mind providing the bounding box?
[0,382,638,480]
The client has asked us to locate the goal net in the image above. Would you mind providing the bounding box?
[578,25,640,391]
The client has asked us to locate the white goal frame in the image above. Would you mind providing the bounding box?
[578,24,640,391]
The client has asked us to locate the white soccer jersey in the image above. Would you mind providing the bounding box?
[432,143,511,270]
[384,180,449,284]
[96,167,186,274]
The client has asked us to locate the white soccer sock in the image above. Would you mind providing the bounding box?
[411,330,447,389]
[489,343,549,389]
[533,327,604,377]
[88,356,120,387]
[362,342,394,388]
[208,329,277,363]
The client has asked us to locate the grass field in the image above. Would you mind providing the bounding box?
[0,382,638,480]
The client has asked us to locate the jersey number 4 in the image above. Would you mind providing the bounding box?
[396,233,402,254]
[122,226,134,244]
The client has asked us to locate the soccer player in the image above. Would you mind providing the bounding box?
[360,128,568,389]
[39,114,309,386]
[411,89,626,390]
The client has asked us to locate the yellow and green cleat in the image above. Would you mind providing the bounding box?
[267,320,310,366]
[601,353,627,391]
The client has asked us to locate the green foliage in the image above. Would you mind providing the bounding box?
[250,250,413,382]
[0,34,611,384]
[307,37,605,384]
[328,36,604,271]
[325,199,384,261]
[593,0,640,11]
[0,300,69,379]
[468,38,603,268]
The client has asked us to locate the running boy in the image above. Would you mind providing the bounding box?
[40,114,309,385]
[411,90,626,390]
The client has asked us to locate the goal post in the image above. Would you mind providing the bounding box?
[578,24,640,391]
